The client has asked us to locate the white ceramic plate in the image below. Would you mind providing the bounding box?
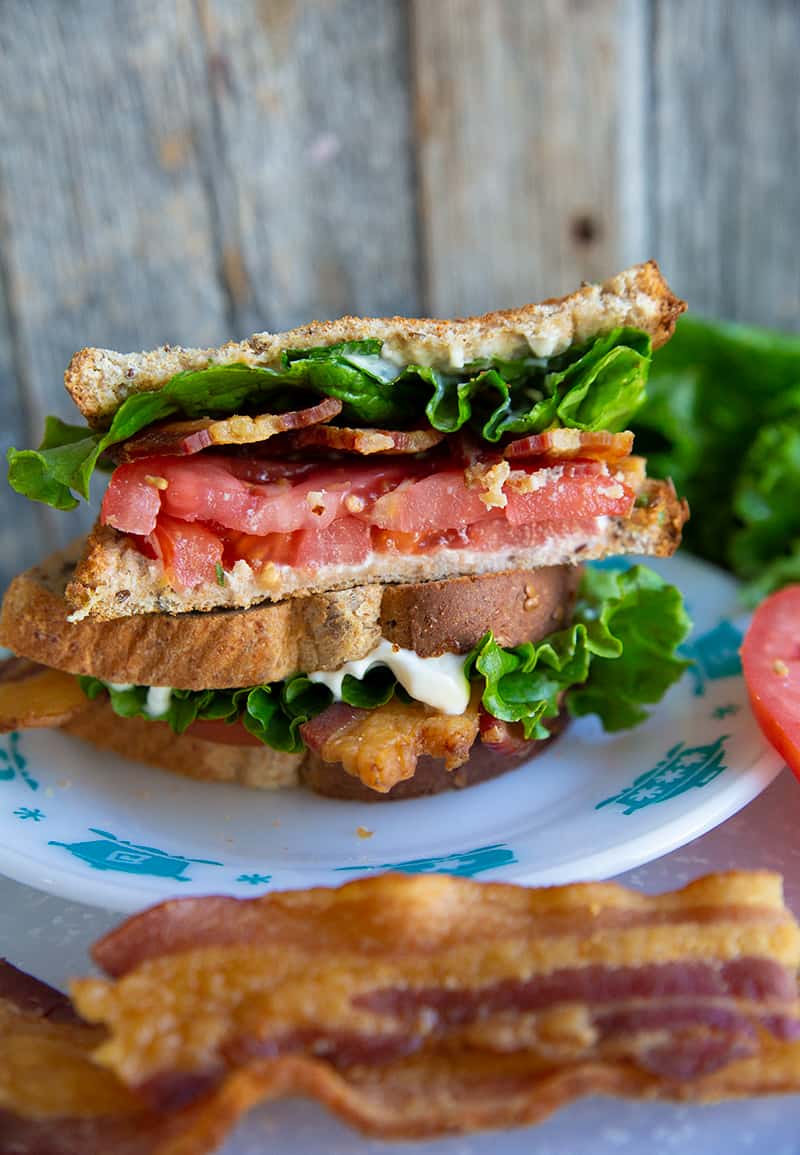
[0,554,784,912]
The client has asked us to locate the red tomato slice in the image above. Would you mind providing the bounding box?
[504,467,634,525]
[101,464,163,535]
[292,516,371,568]
[367,471,495,533]
[741,586,800,775]
[102,456,414,538]
[224,516,370,571]
[187,719,264,747]
[147,515,223,589]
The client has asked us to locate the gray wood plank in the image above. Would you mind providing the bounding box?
[0,252,48,591]
[198,0,420,333]
[412,0,620,316]
[0,0,230,550]
[651,0,800,329]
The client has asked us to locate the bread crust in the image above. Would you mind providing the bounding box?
[60,697,566,797]
[63,478,687,622]
[65,262,685,424]
[61,698,302,790]
[1,546,579,689]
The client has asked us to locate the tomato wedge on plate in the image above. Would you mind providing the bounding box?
[741,585,800,776]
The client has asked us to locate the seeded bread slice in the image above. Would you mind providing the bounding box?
[1,544,579,689]
[63,478,687,623]
[65,262,685,425]
[62,698,302,790]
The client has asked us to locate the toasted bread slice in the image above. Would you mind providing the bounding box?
[62,698,302,790]
[1,543,580,688]
[61,697,567,797]
[66,262,684,425]
[64,478,687,622]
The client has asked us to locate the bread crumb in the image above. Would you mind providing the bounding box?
[773,659,789,677]
[345,494,366,513]
[144,475,169,490]
[464,460,510,509]
[306,491,326,515]
[356,826,374,839]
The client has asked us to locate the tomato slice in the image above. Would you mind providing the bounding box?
[741,586,800,775]
[187,719,264,747]
[147,515,223,589]
[101,464,162,535]
[504,467,634,525]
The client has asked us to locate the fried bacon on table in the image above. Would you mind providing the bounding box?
[6,872,800,1150]
[0,959,259,1155]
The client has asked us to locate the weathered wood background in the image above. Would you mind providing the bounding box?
[0,0,798,586]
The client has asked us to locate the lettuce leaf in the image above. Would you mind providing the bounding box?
[467,565,691,737]
[632,315,800,601]
[80,564,690,753]
[9,328,651,510]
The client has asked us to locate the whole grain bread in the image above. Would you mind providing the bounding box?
[64,478,687,622]
[1,544,579,689]
[62,698,302,790]
[65,262,685,425]
[61,697,567,797]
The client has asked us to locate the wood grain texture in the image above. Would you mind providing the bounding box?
[650,0,800,329]
[0,241,48,584]
[0,0,230,563]
[196,0,420,335]
[412,0,620,316]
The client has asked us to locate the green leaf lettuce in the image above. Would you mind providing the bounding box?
[10,328,651,510]
[81,564,690,753]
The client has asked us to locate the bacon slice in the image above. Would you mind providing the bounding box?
[0,657,89,733]
[503,429,634,461]
[8,875,800,1147]
[116,396,343,461]
[72,871,800,1129]
[283,425,446,455]
[299,693,480,792]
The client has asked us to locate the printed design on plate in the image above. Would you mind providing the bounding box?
[681,620,743,697]
[0,732,37,792]
[236,873,272,886]
[336,843,517,877]
[712,704,740,720]
[48,828,224,879]
[14,807,45,822]
[596,735,729,815]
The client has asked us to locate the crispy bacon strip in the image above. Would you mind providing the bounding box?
[116,397,343,461]
[0,657,89,733]
[283,425,446,455]
[503,429,634,461]
[299,693,481,792]
[0,960,289,1155]
[7,876,800,1146]
[72,871,800,1129]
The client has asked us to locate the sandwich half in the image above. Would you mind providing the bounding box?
[9,261,685,621]
[2,262,691,797]
[0,547,689,798]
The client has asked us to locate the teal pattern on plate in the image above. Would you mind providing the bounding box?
[682,620,743,696]
[0,732,38,791]
[49,828,224,879]
[336,843,517,877]
[596,736,729,814]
